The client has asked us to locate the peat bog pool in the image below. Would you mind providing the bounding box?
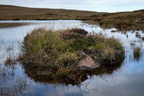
[0,20,144,96]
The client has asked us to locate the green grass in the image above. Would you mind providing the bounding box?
[85,35,124,63]
[20,28,124,79]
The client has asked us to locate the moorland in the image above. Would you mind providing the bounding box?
[0,5,144,31]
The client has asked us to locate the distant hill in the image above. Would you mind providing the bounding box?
[0,5,105,20]
[0,5,143,31]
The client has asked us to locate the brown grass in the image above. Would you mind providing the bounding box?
[0,5,103,20]
[0,5,143,31]
[134,47,141,60]
[0,23,31,28]
[93,10,144,31]
[5,55,16,65]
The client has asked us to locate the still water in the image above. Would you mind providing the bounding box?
[0,20,144,96]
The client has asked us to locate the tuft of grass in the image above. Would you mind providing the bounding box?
[56,67,71,78]
[134,47,141,60]
[101,47,115,61]
[57,51,78,66]
[93,42,106,51]
[5,55,16,65]
[88,36,124,64]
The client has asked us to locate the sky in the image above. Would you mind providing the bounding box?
[0,0,144,12]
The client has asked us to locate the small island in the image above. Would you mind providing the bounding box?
[19,28,124,83]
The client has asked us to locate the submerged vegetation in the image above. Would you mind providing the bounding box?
[20,28,124,80]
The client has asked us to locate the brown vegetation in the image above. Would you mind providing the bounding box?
[95,10,144,31]
[0,5,102,20]
[0,23,30,28]
[0,5,143,31]
[134,47,141,60]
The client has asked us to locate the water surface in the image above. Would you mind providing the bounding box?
[0,20,144,96]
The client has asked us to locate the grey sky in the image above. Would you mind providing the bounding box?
[0,0,144,12]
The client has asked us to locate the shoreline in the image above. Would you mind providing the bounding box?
[0,5,143,31]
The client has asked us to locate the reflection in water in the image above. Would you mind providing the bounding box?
[23,61,123,85]
[0,20,144,96]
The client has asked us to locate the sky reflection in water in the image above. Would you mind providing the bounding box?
[0,20,144,96]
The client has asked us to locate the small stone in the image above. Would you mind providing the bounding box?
[130,42,135,45]
[78,55,99,70]
[69,28,88,36]
[111,30,117,32]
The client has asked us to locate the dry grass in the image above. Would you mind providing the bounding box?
[0,23,30,28]
[95,11,144,31]
[5,55,16,65]
[0,5,102,20]
[56,67,71,78]
[0,5,143,31]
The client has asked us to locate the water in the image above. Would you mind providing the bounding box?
[0,20,144,96]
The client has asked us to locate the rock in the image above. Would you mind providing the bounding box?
[130,42,135,45]
[136,32,141,37]
[61,28,88,40]
[111,30,117,32]
[78,55,100,70]
[69,28,88,36]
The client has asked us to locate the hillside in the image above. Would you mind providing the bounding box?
[0,5,144,31]
[0,5,104,20]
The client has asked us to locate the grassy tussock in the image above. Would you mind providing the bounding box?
[134,47,141,60]
[20,28,124,78]
[5,55,16,65]
[86,34,124,63]
[56,67,71,78]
